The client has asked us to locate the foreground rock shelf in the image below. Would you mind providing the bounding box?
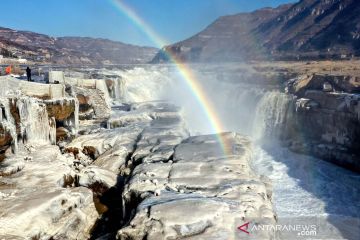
[0,145,97,239]
[71,101,276,239]
[118,133,275,240]
[0,73,275,239]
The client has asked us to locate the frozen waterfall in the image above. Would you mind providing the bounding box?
[107,64,360,239]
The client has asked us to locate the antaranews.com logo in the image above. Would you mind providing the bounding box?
[235,216,360,239]
[238,221,317,237]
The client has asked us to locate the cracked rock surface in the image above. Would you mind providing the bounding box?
[118,133,275,240]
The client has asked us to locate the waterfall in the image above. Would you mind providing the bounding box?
[107,66,295,137]
[253,91,294,141]
[204,82,266,134]
[108,78,126,100]
[105,67,172,103]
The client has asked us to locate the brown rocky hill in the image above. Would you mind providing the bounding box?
[0,27,157,65]
[152,0,360,62]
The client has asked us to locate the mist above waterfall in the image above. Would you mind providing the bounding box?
[108,64,284,137]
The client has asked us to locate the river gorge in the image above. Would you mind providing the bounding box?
[0,62,359,239]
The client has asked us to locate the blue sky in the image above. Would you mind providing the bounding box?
[0,0,296,47]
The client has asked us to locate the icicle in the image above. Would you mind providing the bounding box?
[0,97,18,153]
[16,97,56,145]
[74,98,79,134]
[61,98,79,135]
[49,117,57,144]
[111,78,126,100]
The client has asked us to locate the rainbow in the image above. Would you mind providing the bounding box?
[109,0,231,155]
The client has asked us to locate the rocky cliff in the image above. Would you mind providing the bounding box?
[282,74,360,172]
[0,27,158,65]
[153,0,360,62]
[232,60,360,172]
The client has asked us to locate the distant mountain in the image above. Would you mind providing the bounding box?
[152,0,360,62]
[0,27,158,65]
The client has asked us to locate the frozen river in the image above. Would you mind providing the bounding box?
[104,64,360,239]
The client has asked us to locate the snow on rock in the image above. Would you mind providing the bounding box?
[118,133,275,240]
[107,101,182,129]
[65,126,139,162]
[44,98,275,240]
[0,75,65,99]
[0,145,98,239]
[91,126,142,173]
[78,165,118,193]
